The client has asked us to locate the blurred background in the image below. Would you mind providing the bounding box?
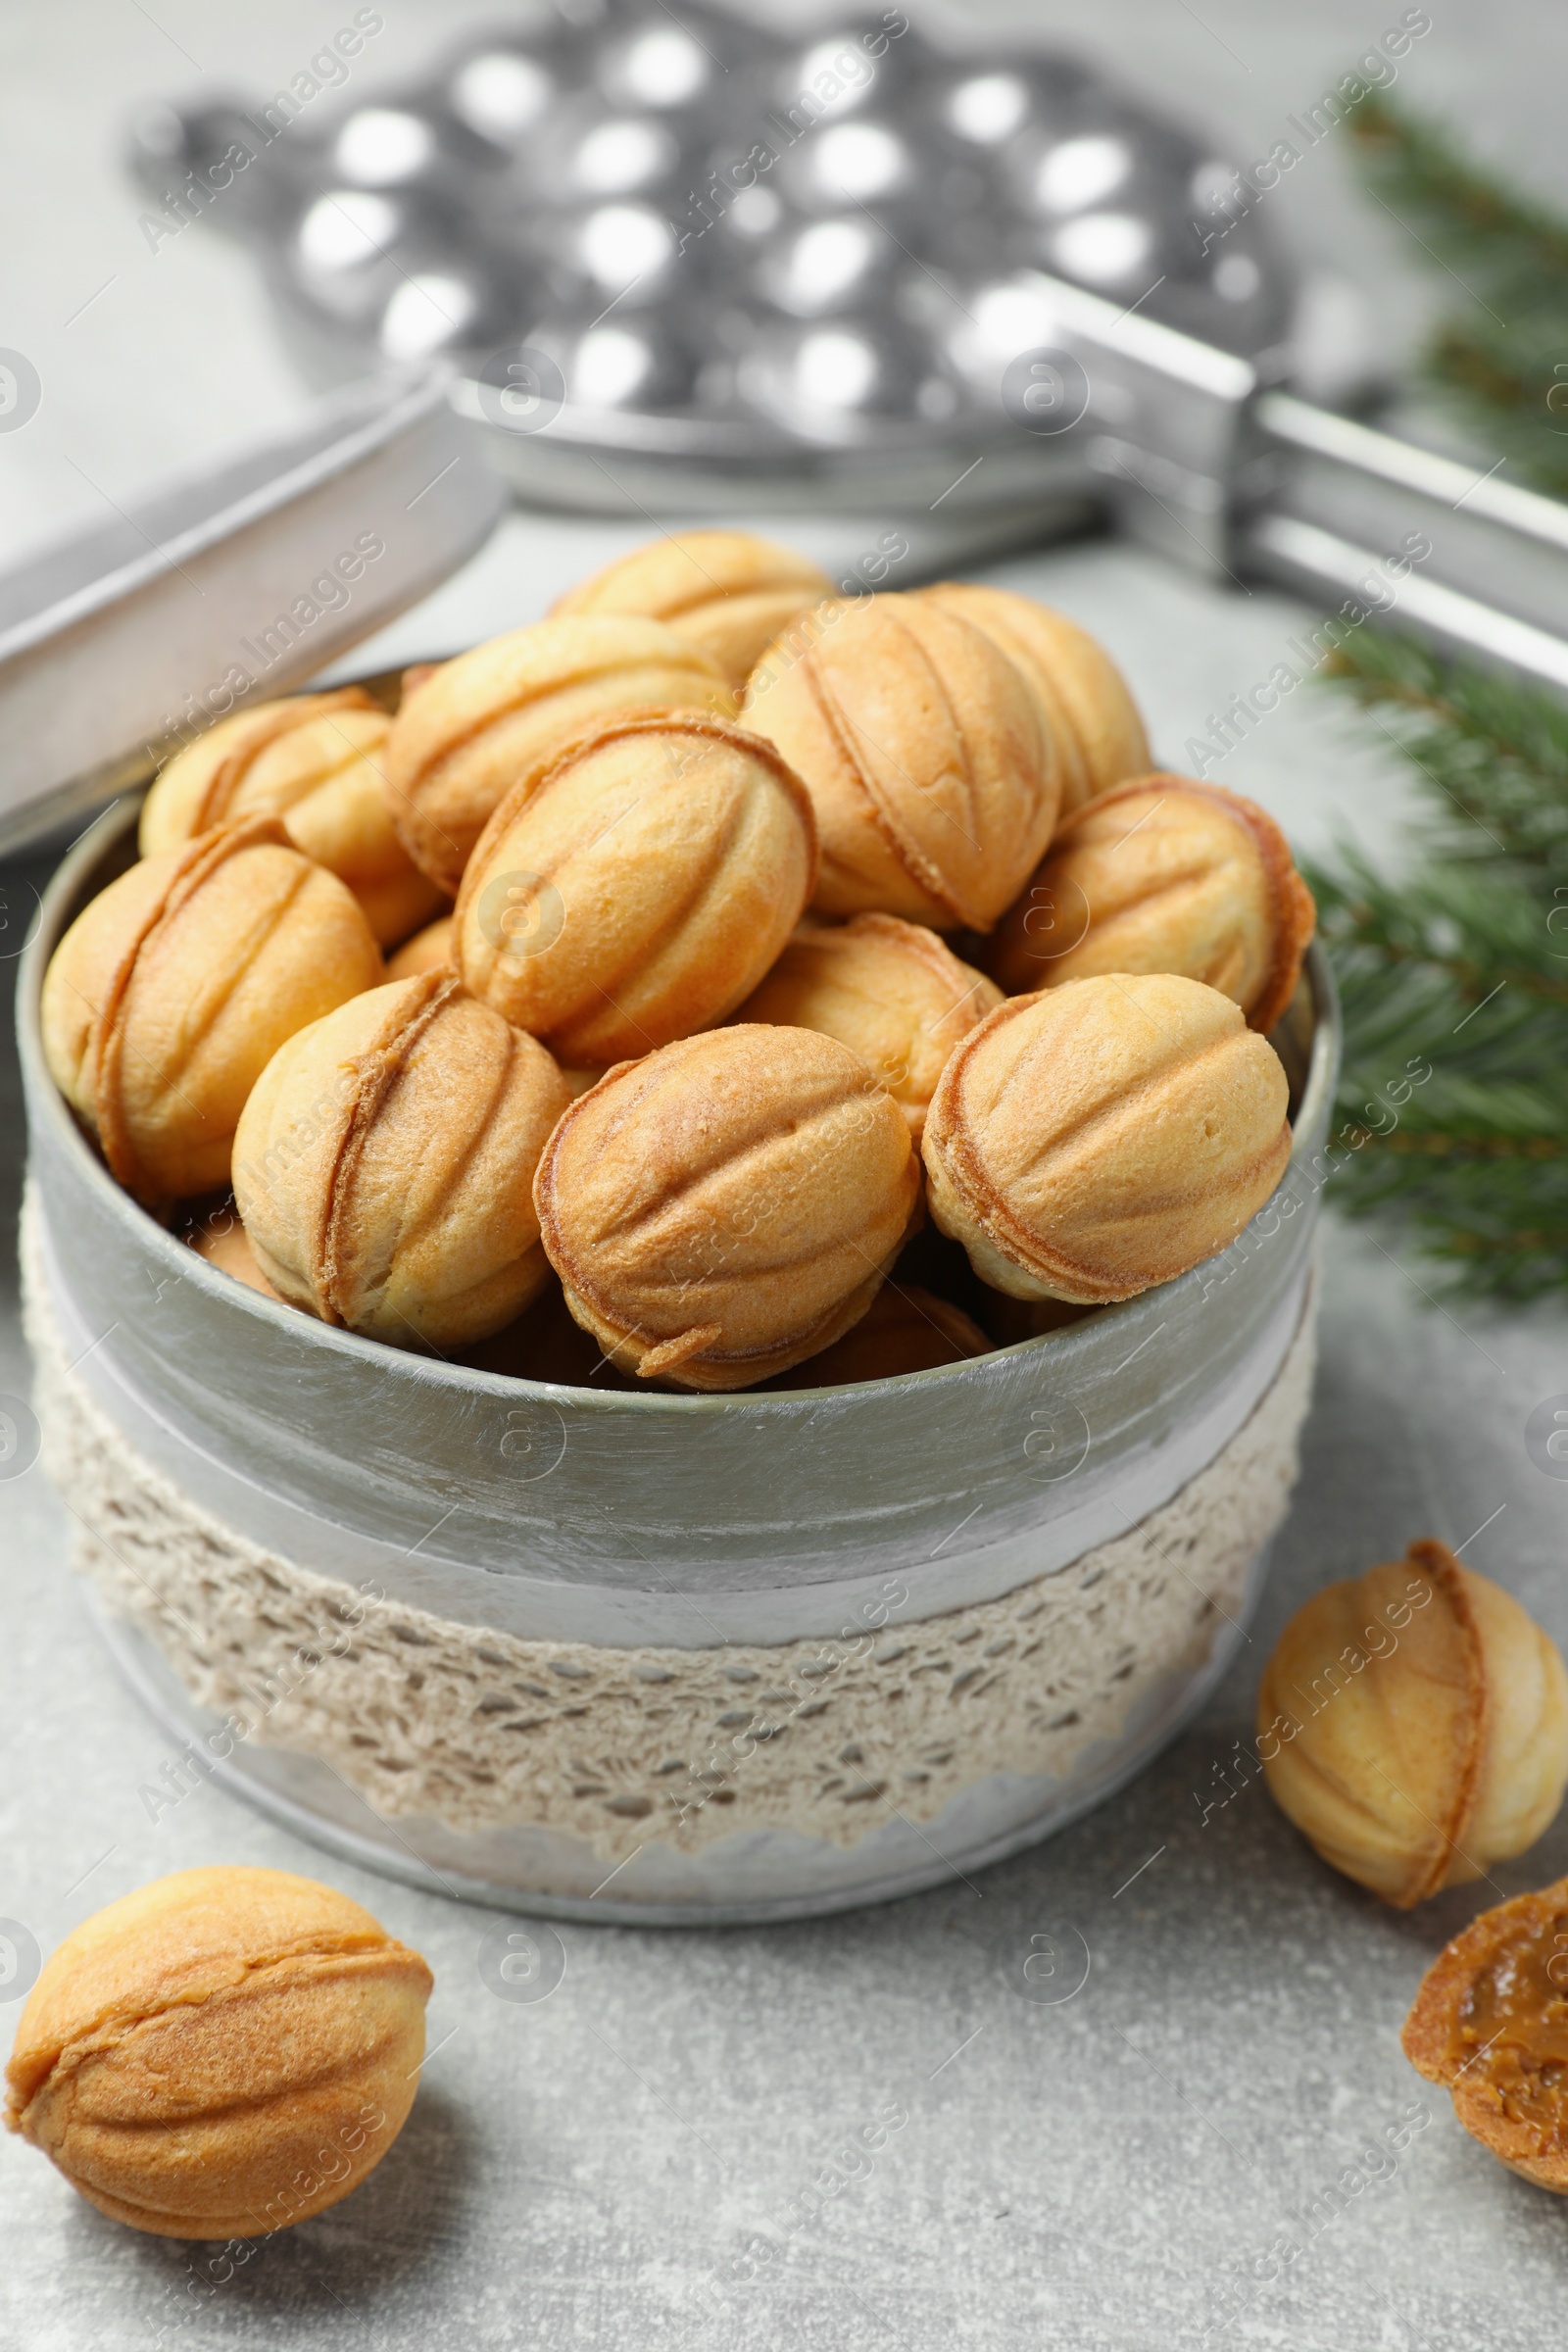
[4,0,1562,555]
[3,0,1560,874]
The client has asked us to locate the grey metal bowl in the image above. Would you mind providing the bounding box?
[18,794,1339,1920]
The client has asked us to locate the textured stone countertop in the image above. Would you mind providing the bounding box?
[3,4,1567,2347]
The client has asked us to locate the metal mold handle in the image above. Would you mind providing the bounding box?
[1241,391,1568,691]
[1024,268,1568,687]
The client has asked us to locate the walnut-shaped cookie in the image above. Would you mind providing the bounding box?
[551,529,834,692]
[1403,1876,1568,2192]
[41,819,383,1204]
[386,913,454,981]
[1258,1541,1568,1907]
[383,615,736,896]
[456,1280,640,1389]
[979,1295,1094,1346]
[534,1025,922,1390]
[765,1281,991,1388]
[184,1204,284,1300]
[734,913,1001,1141]
[923,974,1292,1303]
[916,582,1150,817]
[741,592,1055,930]
[234,971,570,1348]
[454,710,816,1066]
[139,691,446,949]
[988,775,1315,1031]
[3,1866,431,2238]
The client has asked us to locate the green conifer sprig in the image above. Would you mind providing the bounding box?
[1346,90,1568,295]
[1343,89,1568,497]
[1429,318,1568,501]
[1305,630,1568,1297]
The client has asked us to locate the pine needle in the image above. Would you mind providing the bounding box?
[1305,632,1568,1298]
[1343,88,1568,497]
[1346,90,1568,291]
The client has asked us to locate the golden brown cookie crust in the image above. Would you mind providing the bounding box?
[1257,1540,1568,1906]
[453,707,818,1065]
[551,529,834,689]
[383,614,736,897]
[734,910,1001,1139]
[185,1206,285,1300]
[137,690,379,850]
[4,1866,431,2238]
[235,971,567,1348]
[743,592,1054,931]
[534,1025,921,1390]
[1260,1542,1485,1906]
[994,773,1315,1033]
[44,814,386,1202]
[762,1280,991,1387]
[386,911,455,981]
[915,582,1150,815]
[923,975,1292,1304]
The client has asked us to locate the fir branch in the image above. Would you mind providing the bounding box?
[1298,90,1568,1290]
[1305,632,1568,1298]
[1429,322,1568,503]
[1345,89,1568,302]
[1342,88,1568,498]
[1319,631,1568,868]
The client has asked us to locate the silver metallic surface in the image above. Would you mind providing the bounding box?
[108,4,1568,693]
[125,8,1290,473]
[29,1193,1310,1651]
[8,1202,1564,2352]
[0,371,502,854]
[1241,390,1568,692]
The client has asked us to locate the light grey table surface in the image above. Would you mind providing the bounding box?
[4,5,1568,2348]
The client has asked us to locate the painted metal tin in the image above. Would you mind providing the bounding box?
[18,794,1338,1920]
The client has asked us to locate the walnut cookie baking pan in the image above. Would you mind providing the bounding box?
[17,637,1338,1928]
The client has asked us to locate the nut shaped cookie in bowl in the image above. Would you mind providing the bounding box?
[40,819,383,1205]
[978,1293,1094,1346]
[137,690,446,949]
[3,1866,431,2238]
[763,1280,991,1388]
[922,974,1292,1304]
[383,615,737,897]
[741,591,1055,931]
[1258,1541,1568,1907]
[386,911,454,980]
[454,710,817,1067]
[534,1025,922,1391]
[1403,1877,1568,2191]
[551,529,834,692]
[734,913,1002,1141]
[988,775,1315,1031]
[138,692,370,848]
[234,971,570,1348]
[184,1204,284,1300]
[914,583,1150,817]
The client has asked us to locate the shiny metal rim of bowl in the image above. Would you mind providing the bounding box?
[18,794,1340,1639]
